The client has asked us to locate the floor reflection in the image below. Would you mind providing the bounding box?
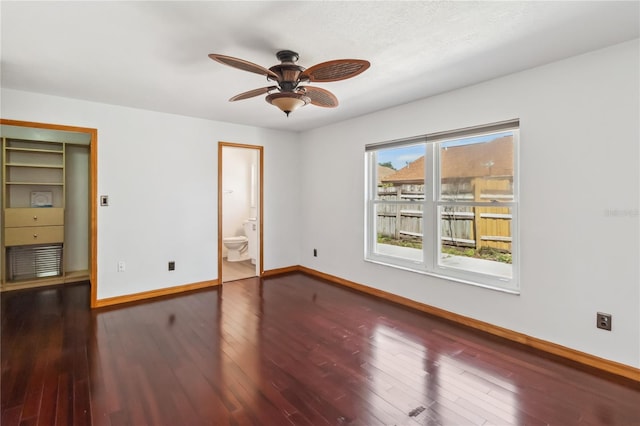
[370,322,520,425]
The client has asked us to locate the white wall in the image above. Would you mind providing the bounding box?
[0,88,301,299]
[299,39,640,368]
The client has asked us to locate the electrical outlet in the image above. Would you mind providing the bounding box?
[168,261,175,271]
[117,261,125,272]
[313,249,317,257]
[596,312,612,331]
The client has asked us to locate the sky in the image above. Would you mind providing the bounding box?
[377,144,423,170]
[376,131,512,170]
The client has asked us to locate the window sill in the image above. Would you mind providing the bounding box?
[364,254,520,295]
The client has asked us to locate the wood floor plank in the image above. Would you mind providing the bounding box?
[1,405,22,426]
[55,372,72,426]
[36,369,58,426]
[2,275,639,425]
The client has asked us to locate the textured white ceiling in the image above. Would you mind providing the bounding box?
[1,1,638,132]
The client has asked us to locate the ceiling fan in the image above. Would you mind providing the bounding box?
[208,50,370,116]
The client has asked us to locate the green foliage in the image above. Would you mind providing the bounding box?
[478,247,512,264]
[442,246,512,264]
[378,161,396,170]
[376,237,512,264]
[377,234,422,249]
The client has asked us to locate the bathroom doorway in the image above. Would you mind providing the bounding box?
[218,142,263,283]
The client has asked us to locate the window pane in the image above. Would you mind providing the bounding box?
[374,144,425,200]
[374,203,423,262]
[438,205,512,279]
[440,133,514,202]
[440,205,475,246]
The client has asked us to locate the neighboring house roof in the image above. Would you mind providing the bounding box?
[381,156,425,184]
[442,136,513,179]
[381,136,513,184]
[377,165,396,184]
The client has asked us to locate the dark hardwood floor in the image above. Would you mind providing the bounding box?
[2,273,639,426]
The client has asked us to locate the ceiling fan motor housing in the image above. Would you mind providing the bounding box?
[269,50,307,91]
[276,50,299,63]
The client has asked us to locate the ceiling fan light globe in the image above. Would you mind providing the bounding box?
[266,93,310,116]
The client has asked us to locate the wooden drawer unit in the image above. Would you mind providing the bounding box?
[4,208,64,227]
[3,208,64,247]
[4,226,64,246]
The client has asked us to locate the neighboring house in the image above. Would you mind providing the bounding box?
[379,136,513,252]
[376,164,395,185]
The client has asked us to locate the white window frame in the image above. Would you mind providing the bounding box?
[365,120,520,293]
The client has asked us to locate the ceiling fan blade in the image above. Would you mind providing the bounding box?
[209,53,280,80]
[302,86,339,108]
[229,86,278,102]
[301,59,370,82]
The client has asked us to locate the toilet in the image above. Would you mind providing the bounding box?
[223,218,257,263]
[222,235,249,262]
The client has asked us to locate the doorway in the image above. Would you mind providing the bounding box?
[218,142,263,283]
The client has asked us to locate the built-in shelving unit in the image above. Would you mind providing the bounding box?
[1,137,75,288]
[3,139,65,205]
[1,120,93,293]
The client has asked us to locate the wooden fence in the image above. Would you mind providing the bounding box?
[376,181,512,252]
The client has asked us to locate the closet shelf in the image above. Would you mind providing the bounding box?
[5,181,64,186]
[4,147,63,154]
[5,163,64,169]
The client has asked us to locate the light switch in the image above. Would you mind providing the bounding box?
[100,195,109,206]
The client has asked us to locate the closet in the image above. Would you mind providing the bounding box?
[1,122,93,291]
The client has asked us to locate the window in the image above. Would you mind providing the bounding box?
[365,120,519,292]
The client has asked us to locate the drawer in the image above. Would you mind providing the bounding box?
[4,226,64,246]
[4,208,64,227]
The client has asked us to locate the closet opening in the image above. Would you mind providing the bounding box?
[0,119,96,301]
